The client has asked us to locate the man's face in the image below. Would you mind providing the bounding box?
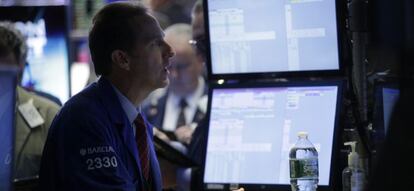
[168,47,202,95]
[127,14,174,91]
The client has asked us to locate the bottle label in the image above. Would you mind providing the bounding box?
[289,158,318,178]
[351,172,365,191]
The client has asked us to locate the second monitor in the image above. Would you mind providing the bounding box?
[203,80,342,190]
[205,0,342,79]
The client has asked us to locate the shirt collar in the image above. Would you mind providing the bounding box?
[183,77,205,108]
[110,82,140,125]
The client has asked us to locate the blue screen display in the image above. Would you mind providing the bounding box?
[207,0,340,74]
[382,87,399,134]
[0,69,17,191]
[204,84,339,186]
[0,6,70,103]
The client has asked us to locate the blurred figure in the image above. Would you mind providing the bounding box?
[367,0,414,190]
[367,86,414,191]
[144,23,207,144]
[144,0,191,28]
[185,1,211,190]
[189,0,206,60]
[189,0,207,78]
[0,21,60,181]
[174,2,247,191]
[176,0,198,18]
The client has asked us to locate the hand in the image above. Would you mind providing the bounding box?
[232,188,245,191]
[153,127,170,142]
[174,125,194,144]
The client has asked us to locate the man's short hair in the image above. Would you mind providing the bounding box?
[89,2,148,76]
[0,21,27,63]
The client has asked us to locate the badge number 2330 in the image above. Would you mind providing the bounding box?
[86,156,118,170]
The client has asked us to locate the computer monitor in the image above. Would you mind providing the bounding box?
[205,0,343,80]
[373,83,400,140]
[0,0,68,6]
[380,87,400,134]
[0,67,18,191]
[203,80,342,190]
[0,5,70,103]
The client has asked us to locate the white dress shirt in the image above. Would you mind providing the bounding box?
[162,77,205,131]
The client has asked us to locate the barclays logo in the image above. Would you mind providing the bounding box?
[80,146,115,156]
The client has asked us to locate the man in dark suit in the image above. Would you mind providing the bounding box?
[39,2,174,190]
[144,23,207,144]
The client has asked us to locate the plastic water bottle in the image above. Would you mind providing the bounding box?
[289,132,319,191]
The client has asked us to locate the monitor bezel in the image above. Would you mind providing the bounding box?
[202,79,343,191]
[203,0,347,81]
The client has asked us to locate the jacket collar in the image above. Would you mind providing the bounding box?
[95,77,126,125]
[110,82,140,125]
[95,77,162,188]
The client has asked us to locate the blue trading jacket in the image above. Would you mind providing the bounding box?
[39,78,162,191]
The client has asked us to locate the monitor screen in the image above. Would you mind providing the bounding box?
[206,0,341,79]
[0,0,68,6]
[0,68,17,191]
[0,6,70,103]
[203,81,341,190]
[381,87,399,134]
[373,84,400,140]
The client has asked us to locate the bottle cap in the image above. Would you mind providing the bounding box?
[298,131,308,138]
[344,141,359,168]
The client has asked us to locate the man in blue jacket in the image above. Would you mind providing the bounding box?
[39,2,174,190]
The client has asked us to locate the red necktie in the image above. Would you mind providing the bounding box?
[134,114,150,181]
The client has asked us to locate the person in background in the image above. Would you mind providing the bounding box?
[189,0,206,61]
[143,0,191,28]
[185,0,211,190]
[39,2,174,190]
[367,85,414,191]
[28,88,62,106]
[0,21,60,181]
[143,23,207,145]
[175,2,245,190]
[367,1,414,190]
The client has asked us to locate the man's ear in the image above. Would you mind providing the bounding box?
[111,50,130,70]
